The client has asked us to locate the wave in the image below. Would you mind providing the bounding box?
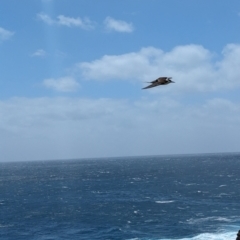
[159,231,237,240]
[186,216,238,224]
[155,200,175,204]
[126,230,238,240]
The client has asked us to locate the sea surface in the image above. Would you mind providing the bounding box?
[0,153,240,240]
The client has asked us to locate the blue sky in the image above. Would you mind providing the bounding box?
[1,0,240,161]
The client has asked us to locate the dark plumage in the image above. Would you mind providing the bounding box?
[142,77,174,89]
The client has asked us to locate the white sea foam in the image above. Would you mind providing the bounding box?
[155,200,175,204]
[159,231,236,240]
[186,183,198,186]
[127,231,237,240]
[186,216,235,224]
[0,224,14,228]
[132,178,142,181]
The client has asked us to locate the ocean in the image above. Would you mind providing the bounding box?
[0,153,240,240]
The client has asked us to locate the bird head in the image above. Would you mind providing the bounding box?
[167,77,175,83]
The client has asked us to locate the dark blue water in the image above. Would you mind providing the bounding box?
[1,153,240,240]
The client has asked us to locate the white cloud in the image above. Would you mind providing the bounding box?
[78,44,240,92]
[104,17,134,32]
[57,15,94,29]
[43,77,80,92]
[31,49,47,57]
[0,27,14,42]
[2,43,240,161]
[37,13,95,29]
[1,96,240,161]
[79,47,162,81]
[37,13,54,25]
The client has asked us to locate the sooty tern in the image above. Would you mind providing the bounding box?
[142,77,174,89]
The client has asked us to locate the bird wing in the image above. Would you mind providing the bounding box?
[142,83,159,89]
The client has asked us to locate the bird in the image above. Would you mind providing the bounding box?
[142,77,174,89]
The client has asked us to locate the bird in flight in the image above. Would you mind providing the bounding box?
[142,77,174,89]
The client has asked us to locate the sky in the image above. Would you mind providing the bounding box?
[1,0,240,162]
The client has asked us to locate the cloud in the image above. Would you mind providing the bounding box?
[43,77,80,92]
[78,44,240,92]
[104,17,134,32]
[1,43,240,161]
[31,49,47,57]
[1,96,240,161]
[37,13,54,25]
[37,13,95,29]
[78,47,163,81]
[0,27,14,42]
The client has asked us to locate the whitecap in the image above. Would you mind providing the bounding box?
[0,224,14,228]
[155,200,175,204]
[159,230,237,240]
[186,216,234,224]
[132,178,141,181]
[186,183,198,186]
